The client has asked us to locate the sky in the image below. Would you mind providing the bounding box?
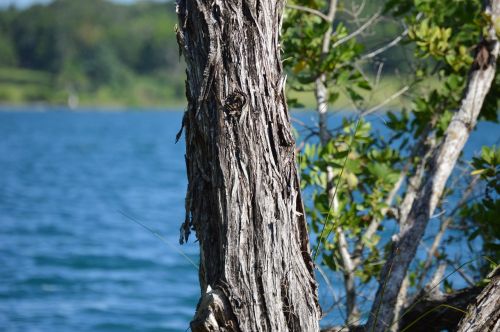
[0,0,165,9]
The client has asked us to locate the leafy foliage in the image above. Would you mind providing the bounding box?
[300,119,401,280]
[283,0,371,108]
[463,147,500,264]
[284,0,499,325]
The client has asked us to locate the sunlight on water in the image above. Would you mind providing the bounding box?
[0,109,199,332]
[0,108,497,331]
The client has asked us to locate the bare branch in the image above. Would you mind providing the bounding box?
[416,177,479,290]
[425,262,448,296]
[445,258,476,287]
[398,285,483,332]
[359,28,409,61]
[336,224,359,323]
[350,0,367,26]
[365,1,500,329]
[286,4,331,22]
[328,172,359,323]
[332,11,382,49]
[316,0,338,143]
[391,276,410,332]
[374,62,384,87]
[321,0,339,54]
[316,264,346,319]
[399,129,437,226]
[359,13,422,61]
[361,85,409,116]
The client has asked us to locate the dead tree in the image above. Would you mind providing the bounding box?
[175,0,321,331]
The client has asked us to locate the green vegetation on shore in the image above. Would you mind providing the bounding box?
[0,0,417,108]
[0,0,185,107]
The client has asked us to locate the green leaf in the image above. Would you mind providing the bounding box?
[471,169,487,176]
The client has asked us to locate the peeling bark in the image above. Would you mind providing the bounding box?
[456,268,500,332]
[365,1,500,330]
[175,0,321,330]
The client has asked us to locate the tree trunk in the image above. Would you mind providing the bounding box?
[365,1,500,330]
[175,1,321,331]
[456,267,500,332]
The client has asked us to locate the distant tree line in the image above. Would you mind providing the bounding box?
[0,0,408,106]
[0,0,184,105]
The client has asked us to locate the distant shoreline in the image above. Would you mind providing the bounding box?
[0,104,187,112]
[0,105,377,115]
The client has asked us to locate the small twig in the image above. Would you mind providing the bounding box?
[292,116,320,131]
[286,4,331,22]
[359,28,409,61]
[374,62,384,88]
[361,85,409,116]
[359,13,422,62]
[416,177,479,290]
[332,12,382,48]
[317,264,346,320]
[445,258,476,287]
[119,211,199,270]
[353,0,367,18]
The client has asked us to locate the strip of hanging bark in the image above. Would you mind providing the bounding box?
[365,1,500,330]
[456,267,500,332]
[175,0,321,330]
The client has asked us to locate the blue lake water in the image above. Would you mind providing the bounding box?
[0,108,498,331]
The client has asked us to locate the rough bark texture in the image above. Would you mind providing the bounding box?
[321,284,484,332]
[175,0,321,331]
[365,1,500,330]
[399,285,483,332]
[456,268,500,332]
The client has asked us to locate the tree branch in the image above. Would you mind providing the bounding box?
[359,28,409,61]
[416,177,479,291]
[365,1,500,329]
[399,285,483,332]
[331,11,382,49]
[286,4,331,22]
[316,0,338,143]
[352,126,433,267]
[457,267,500,332]
[361,85,409,116]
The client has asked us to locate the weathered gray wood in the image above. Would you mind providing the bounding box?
[365,0,500,330]
[321,284,485,332]
[398,285,483,332]
[175,0,321,330]
[456,267,500,332]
